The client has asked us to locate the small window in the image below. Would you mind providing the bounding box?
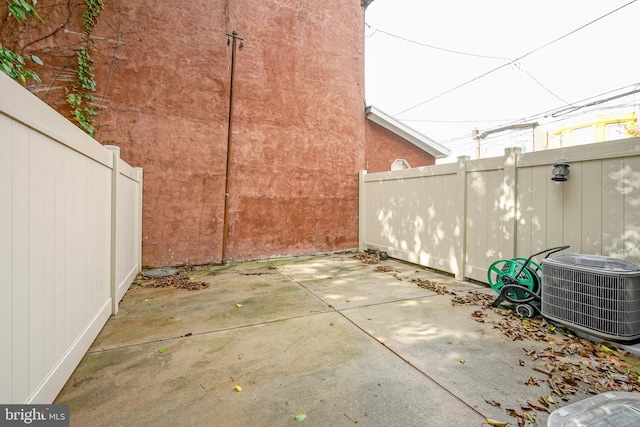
[391,159,410,171]
[605,122,623,141]
[572,126,594,146]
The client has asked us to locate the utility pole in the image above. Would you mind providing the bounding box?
[222,30,243,264]
[472,127,480,159]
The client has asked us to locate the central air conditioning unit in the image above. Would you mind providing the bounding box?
[541,254,640,342]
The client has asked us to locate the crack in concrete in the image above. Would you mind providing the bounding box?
[269,260,489,420]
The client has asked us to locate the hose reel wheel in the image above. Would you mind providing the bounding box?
[516,304,535,318]
[487,259,540,301]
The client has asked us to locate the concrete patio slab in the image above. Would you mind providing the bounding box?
[91,261,331,351]
[274,254,432,310]
[54,253,640,426]
[58,310,483,426]
[341,294,557,424]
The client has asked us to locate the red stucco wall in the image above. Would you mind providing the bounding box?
[30,0,367,266]
[365,120,436,173]
[10,0,382,267]
[223,1,366,261]
[96,1,237,266]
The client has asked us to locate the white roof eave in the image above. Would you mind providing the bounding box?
[366,105,450,158]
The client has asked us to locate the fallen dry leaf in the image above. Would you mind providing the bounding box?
[412,278,450,295]
[526,400,549,413]
[483,397,502,408]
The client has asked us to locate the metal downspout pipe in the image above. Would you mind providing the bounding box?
[222,30,243,263]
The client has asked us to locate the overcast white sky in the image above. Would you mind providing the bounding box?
[364,0,640,147]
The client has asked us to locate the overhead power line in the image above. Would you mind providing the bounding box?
[393,0,638,117]
[401,82,640,132]
[402,83,640,129]
[550,87,640,118]
[525,82,640,123]
[515,64,571,105]
[438,82,640,144]
[366,24,513,60]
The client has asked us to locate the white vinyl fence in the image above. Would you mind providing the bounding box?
[0,73,142,404]
[360,137,640,283]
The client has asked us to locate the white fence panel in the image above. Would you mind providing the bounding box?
[360,137,640,283]
[108,146,143,314]
[359,163,464,275]
[0,73,142,403]
[463,155,513,281]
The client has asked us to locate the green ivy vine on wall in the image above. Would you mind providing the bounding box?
[67,0,103,138]
[1,0,43,83]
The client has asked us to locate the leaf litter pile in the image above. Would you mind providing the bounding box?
[355,252,640,426]
[411,277,450,295]
[353,251,382,264]
[134,266,210,291]
[455,290,640,426]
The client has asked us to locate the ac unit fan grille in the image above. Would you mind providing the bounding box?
[541,255,640,341]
